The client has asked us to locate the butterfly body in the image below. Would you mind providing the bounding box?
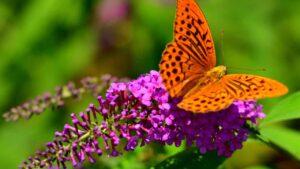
[205,65,227,81]
[183,65,226,97]
[159,0,288,113]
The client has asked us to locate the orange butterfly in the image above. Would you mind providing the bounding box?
[159,0,288,113]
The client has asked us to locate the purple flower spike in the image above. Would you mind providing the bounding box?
[3,75,129,122]
[20,70,265,168]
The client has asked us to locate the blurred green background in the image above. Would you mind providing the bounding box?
[0,0,299,168]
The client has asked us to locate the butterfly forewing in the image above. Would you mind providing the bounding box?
[175,0,216,68]
[159,0,216,97]
[222,74,288,100]
[160,43,204,97]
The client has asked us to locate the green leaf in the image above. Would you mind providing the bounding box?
[260,126,300,160]
[260,92,300,127]
[153,148,226,169]
[244,166,272,169]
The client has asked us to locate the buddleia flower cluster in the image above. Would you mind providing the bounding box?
[19,71,265,169]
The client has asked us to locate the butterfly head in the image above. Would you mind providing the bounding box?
[207,65,227,80]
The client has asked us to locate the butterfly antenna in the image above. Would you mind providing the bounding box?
[220,30,225,65]
[221,30,267,72]
[227,66,267,72]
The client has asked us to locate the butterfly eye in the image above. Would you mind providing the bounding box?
[218,72,225,79]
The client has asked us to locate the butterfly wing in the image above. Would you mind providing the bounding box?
[174,0,216,68]
[178,74,288,113]
[220,74,288,100]
[177,80,234,113]
[159,0,216,97]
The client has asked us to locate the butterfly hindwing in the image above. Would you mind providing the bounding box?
[178,80,234,113]
[221,74,288,100]
[178,74,288,113]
